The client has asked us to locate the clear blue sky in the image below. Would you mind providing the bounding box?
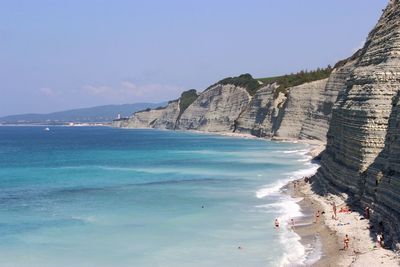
[0,0,388,116]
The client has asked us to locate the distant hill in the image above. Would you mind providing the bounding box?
[0,103,166,124]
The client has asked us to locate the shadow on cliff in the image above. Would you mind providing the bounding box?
[359,91,400,248]
[310,91,400,249]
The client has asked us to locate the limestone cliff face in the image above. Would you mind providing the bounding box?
[234,78,342,142]
[152,100,180,129]
[125,108,164,128]
[275,79,328,140]
[111,118,129,128]
[299,66,354,142]
[361,92,400,245]
[116,77,339,141]
[113,100,180,129]
[235,84,286,137]
[176,84,251,132]
[313,0,400,246]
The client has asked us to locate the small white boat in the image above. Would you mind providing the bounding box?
[44,127,50,131]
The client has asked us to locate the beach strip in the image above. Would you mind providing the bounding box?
[290,179,400,266]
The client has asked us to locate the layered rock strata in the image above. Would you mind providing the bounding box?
[275,79,328,140]
[116,77,340,142]
[118,100,180,129]
[234,84,285,137]
[176,84,251,132]
[361,92,400,246]
[313,0,400,246]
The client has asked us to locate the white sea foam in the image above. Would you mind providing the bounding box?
[255,195,308,266]
[255,163,319,199]
[304,233,323,266]
[289,164,319,178]
[255,198,303,217]
[255,179,290,198]
[279,229,307,266]
[297,156,312,162]
[255,148,320,266]
[281,149,309,155]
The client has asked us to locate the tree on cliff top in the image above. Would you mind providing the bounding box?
[258,66,333,98]
[179,89,198,115]
[210,73,262,96]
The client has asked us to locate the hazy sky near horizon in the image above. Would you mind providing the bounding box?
[0,0,388,116]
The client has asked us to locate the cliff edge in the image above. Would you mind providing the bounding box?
[113,71,337,143]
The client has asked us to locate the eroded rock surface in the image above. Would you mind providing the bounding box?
[235,84,285,137]
[313,0,400,246]
[275,79,328,140]
[176,84,251,132]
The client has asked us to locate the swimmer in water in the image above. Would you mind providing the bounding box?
[275,218,280,229]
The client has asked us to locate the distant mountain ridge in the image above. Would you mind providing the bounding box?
[0,103,166,124]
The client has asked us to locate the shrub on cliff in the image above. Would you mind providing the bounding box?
[179,89,198,115]
[209,73,262,96]
[258,66,333,98]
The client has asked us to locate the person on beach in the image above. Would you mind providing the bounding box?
[344,234,350,250]
[332,202,337,220]
[377,233,385,248]
[377,233,382,247]
[315,210,320,223]
[275,218,280,229]
[364,206,370,219]
[339,207,350,213]
[290,219,295,230]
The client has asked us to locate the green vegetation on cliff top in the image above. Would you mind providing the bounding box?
[213,74,262,96]
[179,89,198,115]
[208,67,333,97]
[135,66,333,115]
[258,66,333,97]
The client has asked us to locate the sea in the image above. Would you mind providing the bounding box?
[0,126,319,267]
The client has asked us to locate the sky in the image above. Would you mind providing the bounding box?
[0,0,389,116]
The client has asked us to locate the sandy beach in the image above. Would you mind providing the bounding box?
[291,179,400,266]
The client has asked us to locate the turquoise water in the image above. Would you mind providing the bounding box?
[0,126,317,267]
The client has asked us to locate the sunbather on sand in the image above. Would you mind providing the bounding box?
[344,234,350,250]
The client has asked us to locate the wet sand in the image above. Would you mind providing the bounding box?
[288,181,341,266]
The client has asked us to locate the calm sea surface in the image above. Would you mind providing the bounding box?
[0,126,318,267]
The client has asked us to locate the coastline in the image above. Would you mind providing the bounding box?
[290,179,400,266]
[113,127,330,265]
[113,126,400,266]
[210,130,400,266]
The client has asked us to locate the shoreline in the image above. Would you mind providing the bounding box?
[113,127,331,265]
[182,129,327,157]
[290,179,400,266]
[288,179,341,266]
[111,126,327,158]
